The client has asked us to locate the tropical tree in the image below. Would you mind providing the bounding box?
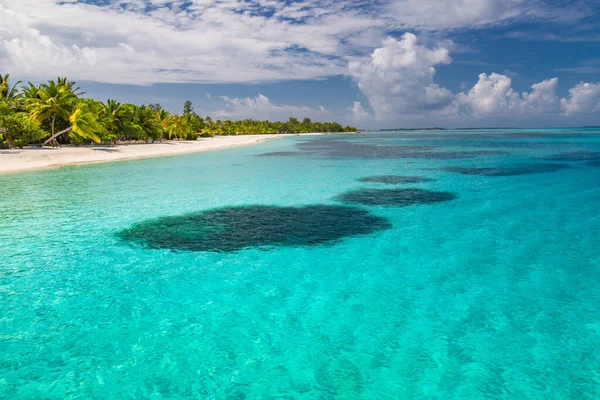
[202,116,217,137]
[39,102,103,146]
[0,101,45,148]
[2,73,357,147]
[155,108,171,140]
[26,78,79,146]
[1,73,23,111]
[99,99,126,140]
[119,105,161,141]
[164,114,194,139]
[1,73,21,101]
[183,100,194,116]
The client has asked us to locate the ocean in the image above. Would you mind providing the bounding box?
[1,129,599,399]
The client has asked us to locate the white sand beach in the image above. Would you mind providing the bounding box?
[0,135,289,174]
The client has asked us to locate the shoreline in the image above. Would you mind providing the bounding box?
[0,134,301,175]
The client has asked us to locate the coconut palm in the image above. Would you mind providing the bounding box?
[98,99,126,140]
[26,79,103,146]
[20,83,41,103]
[1,73,23,110]
[133,105,161,140]
[36,102,102,146]
[0,73,21,100]
[27,79,79,146]
[155,108,171,140]
[165,114,193,140]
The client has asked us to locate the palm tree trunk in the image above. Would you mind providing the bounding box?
[49,115,61,147]
[41,126,72,147]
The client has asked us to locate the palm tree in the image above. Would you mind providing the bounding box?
[0,73,20,99]
[39,102,103,146]
[133,105,161,141]
[99,99,126,141]
[27,79,102,146]
[1,73,22,110]
[27,79,78,146]
[166,114,193,140]
[202,116,216,137]
[56,77,84,96]
[155,108,170,141]
[21,83,40,102]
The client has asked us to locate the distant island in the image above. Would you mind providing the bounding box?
[374,126,599,132]
[0,73,356,149]
[376,127,518,131]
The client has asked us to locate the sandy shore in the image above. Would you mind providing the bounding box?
[0,135,289,174]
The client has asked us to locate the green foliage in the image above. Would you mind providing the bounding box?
[0,73,22,110]
[183,100,194,116]
[69,102,103,144]
[0,102,45,148]
[2,71,356,147]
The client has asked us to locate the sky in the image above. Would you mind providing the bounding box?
[1,0,600,128]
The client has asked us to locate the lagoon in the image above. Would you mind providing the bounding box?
[1,129,600,398]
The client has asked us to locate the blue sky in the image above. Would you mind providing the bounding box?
[1,0,599,128]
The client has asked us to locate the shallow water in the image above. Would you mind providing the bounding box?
[1,129,600,399]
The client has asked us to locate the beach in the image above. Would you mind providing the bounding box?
[0,134,288,174]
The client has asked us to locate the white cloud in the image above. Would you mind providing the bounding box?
[349,33,599,121]
[561,82,600,115]
[455,74,563,117]
[384,0,591,32]
[348,33,453,119]
[0,0,591,85]
[455,73,521,116]
[212,93,329,120]
[349,101,371,121]
[520,78,561,115]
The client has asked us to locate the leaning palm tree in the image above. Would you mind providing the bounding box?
[38,102,103,146]
[27,79,102,146]
[27,79,78,146]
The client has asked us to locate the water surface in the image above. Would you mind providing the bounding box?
[1,129,600,399]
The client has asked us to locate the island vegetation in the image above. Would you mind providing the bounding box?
[0,73,357,149]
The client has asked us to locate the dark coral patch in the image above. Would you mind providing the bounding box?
[117,205,391,253]
[586,160,600,167]
[358,175,433,184]
[335,188,457,207]
[539,151,600,162]
[442,163,571,176]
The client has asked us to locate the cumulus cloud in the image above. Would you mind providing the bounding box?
[561,83,600,115]
[520,78,561,115]
[455,73,520,115]
[350,34,599,121]
[0,0,591,85]
[455,74,563,116]
[212,94,329,120]
[348,33,453,118]
[349,101,371,121]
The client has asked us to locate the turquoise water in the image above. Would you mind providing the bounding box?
[1,129,600,399]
